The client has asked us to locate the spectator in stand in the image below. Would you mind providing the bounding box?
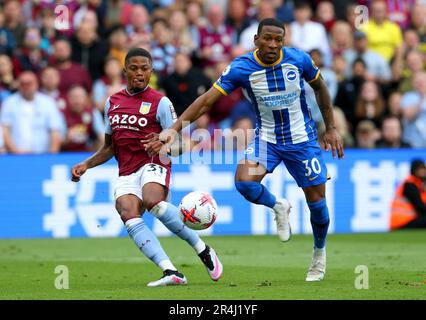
[343,30,392,83]
[92,56,126,113]
[335,58,367,129]
[376,115,411,148]
[169,9,196,55]
[275,0,295,24]
[160,52,211,117]
[386,90,402,118]
[151,18,176,77]
[355,80,386,130]
[330,20,353,58]
[400,71,426,148]
[197,4,235,75]
[3,0,26,47]
[108,25,128,67]
[315,1,336,33]
[61,85,104,152]
[126,4,151,49]
[0,71,63,154]
[403,28,421,53]
[290,1,331,66]
[362,0,403,63]
[225,0,251,43]
[0,8,16,55]
[186,0,207,47]
[345,3,358,30]
[51,38,92,96]
[38,8,58,55]
[12,27,49,76]
[318,106,355,148]
[332,54,347,83]
[39,66,67,111]
[104,0,133,30]
[237,0,276,54]
[397,50,425,94]
[409,2,426,54]
[71,21,109,81]
[355,119,380,149]
[0,54,18,97]
[384,0,416,30]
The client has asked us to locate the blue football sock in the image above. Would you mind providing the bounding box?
[150,201,205,253]
[125,217,172,267]
[308,199,330,249]
[235,181,276,208]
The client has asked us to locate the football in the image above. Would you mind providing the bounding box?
[179,191,218,230]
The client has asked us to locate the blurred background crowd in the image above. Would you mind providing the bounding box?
[0,0,425,154]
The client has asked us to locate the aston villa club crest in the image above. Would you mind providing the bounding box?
[139,102,152,115]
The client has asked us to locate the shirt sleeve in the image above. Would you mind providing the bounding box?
[156,96,177,129]
[213,60,241,96]
[104,97,112,135]
[301,50,321,83]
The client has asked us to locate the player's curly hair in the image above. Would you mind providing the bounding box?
[257,18,285,35]
[125,48,152,65]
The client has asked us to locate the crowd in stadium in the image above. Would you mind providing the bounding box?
[0,0,425,154]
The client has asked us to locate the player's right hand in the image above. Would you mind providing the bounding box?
[143,129,177,156]
[71,162,88,182]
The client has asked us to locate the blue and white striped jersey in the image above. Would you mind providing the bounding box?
[214,47,321,145]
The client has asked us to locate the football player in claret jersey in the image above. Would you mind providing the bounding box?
[145,18,344,282]
[71,48,223,287]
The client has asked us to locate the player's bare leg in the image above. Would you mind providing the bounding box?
[144,182,223,281]
[116,194,187,287]
[303,183,329,282]
[235,159,292,242]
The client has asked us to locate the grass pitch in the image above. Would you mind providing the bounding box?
[0,231,425,300]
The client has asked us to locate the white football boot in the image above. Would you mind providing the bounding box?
[272,199,292,242]
[147,270,188,287]
[306,247,326,282]
[198,245,223,281]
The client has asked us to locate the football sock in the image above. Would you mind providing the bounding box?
[150,201,206,253]
[308,199,330,249]
[235,181,276,208]
[125,217,176,270]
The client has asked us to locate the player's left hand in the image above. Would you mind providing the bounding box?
[322,127,344,159]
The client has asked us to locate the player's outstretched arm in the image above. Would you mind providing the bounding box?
[144,87,223,156]
[71,134,114,182]
[309,76,344,159]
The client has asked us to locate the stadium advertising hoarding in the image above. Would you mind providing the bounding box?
[0,149,424,239]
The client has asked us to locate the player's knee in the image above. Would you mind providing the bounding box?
[116,199,140,223]
[144,198,164,212]
[235,181,261,202]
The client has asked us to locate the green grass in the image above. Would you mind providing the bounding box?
[0,231,425,300]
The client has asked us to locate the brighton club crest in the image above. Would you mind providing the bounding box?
[139,102,152,115]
